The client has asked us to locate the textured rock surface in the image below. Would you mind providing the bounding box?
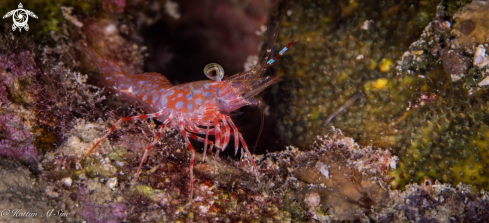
[0,158,73,223]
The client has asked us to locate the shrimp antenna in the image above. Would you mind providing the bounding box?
[252,105,265,154]
[265,40,295,66]
[253,0,291,79]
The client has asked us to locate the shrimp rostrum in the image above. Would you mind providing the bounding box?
[78,0,293,199]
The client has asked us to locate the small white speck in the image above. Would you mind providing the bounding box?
[478,76,489,86]
[255,25,267,36]
[388,156,398,169]
[165,0,181,19]
[61,177,72,187]
[107,177,117,190]
[474,45,489,67]
[361,20,374,30]
[316,161,330,179]
[105,24,118,35]
[244,55,259,71]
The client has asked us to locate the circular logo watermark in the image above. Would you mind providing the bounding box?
[2,3,38,32]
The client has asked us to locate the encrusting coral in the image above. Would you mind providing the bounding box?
[393,0,489,190]
[272,0,438,148]
[270,0,489,192]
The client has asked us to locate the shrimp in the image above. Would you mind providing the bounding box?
[77,0,293,200]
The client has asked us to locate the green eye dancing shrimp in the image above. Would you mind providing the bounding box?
[78,0,294,199]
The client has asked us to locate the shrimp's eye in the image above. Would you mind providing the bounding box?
[204,63,224,81]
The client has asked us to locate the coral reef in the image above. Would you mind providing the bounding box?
[392,0,489,190]
[39,126,402,222]
[1,0,489,222]
[260,130,396,221]
[271,0,489,191]
[372,182,489,222]
[273,0,438,148]
[3,122,489,222]
[452,1,489,46]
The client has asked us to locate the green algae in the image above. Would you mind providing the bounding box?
[107,146,129,161]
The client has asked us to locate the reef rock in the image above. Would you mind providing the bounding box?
[453,1,489,46]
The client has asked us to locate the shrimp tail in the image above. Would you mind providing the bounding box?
[76,40,173,112]
[75,40,127,82]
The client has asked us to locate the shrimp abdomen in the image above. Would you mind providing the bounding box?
[76,40,173,112]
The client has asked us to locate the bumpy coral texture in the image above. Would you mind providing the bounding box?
[393,0,489,190]
[372,182,489,222]
[273,0,489,191]
[274,0,436,147]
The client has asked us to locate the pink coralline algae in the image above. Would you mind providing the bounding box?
[0,51,38,78]
[75,185,127,223]
[78,202,127,223]
[0,114,38,164]
[0,85,8,105]
[0,51,39,105]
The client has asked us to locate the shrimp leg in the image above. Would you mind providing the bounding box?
[219,117,231,151]
[135,113,174,178]
[214,118,222,149]
[203,122,211,162]
[226,116,259,179]
[85,110,167,158]
[178,119,196,200]
[184,123,215,162]
[186,131,215,150]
